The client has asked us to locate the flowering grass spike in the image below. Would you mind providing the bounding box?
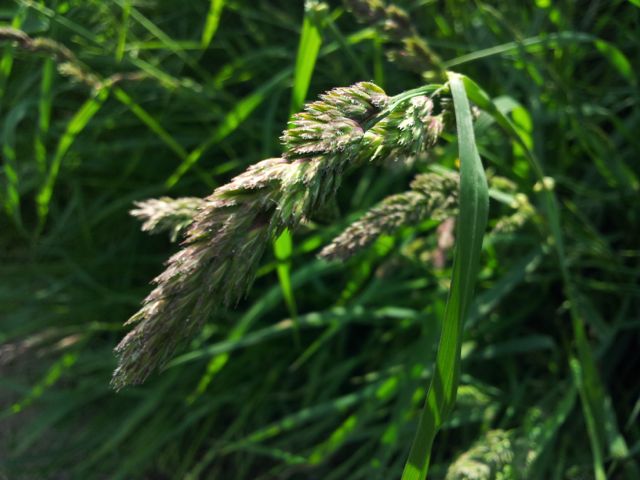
[112,81,450,389]
[320,171,458,260]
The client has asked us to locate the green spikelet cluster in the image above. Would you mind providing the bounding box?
[485,175,535,234]
[365,96,446,161]
[445,430,533,480]
[112,82,449,389]
[319,171,458,260]
[492,193,534,234]
[112,158,290,389]
[278,82,389,221]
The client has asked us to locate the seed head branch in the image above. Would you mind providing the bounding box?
[0,27,145,89]
[319,171,459,261]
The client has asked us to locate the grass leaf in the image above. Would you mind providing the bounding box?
[291,5,323,113]
[165,68,289,187]
[201,0,226,49]
[402,72,489,480]
[37,87,110,227]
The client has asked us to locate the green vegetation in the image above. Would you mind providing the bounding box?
[1,1,638,479]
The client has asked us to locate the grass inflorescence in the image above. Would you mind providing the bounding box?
[113,81,451,389]
[1,1,639,479]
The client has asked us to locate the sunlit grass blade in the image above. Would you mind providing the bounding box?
[228,381,383,447]
[0,5,26,100]
[274,229,298,333]
[113,87,188,160]
[443,32,592,68]
[169,305,419,367]
[402,72,489,480]
[290,3,323,113]
[112,86,215,188]
[114,0,211,82]
[165,68,289,187]
[37,87,110,227]
[1,100,29,228]
[444,32,636,85]
[35,58,54,174]
[0,6,27,227]
[115,0,131,62]
[458,74,566,261]
[594,39,636,85]
[201,0,226,49]
[2,352,77,417]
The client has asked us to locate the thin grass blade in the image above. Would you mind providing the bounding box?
[35,58,55,174]
[37,87,109,227]
[165,68,289,187]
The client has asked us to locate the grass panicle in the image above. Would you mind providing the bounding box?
[343,0,444,75]
[320,171,458,260]
[112,81,451,389]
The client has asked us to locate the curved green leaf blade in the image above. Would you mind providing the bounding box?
[402,73,489,480]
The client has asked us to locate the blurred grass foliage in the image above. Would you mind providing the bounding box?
[1,0,639,479]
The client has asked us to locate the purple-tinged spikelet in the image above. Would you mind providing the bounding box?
[113,82,450,389]
[319,171,458,261]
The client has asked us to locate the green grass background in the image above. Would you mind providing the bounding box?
[1,1,639,478]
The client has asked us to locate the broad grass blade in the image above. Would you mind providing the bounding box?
[401,73,489,480]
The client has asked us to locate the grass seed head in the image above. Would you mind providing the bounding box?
[113,82,450,389]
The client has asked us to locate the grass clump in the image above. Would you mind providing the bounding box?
[1,1,639,479]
